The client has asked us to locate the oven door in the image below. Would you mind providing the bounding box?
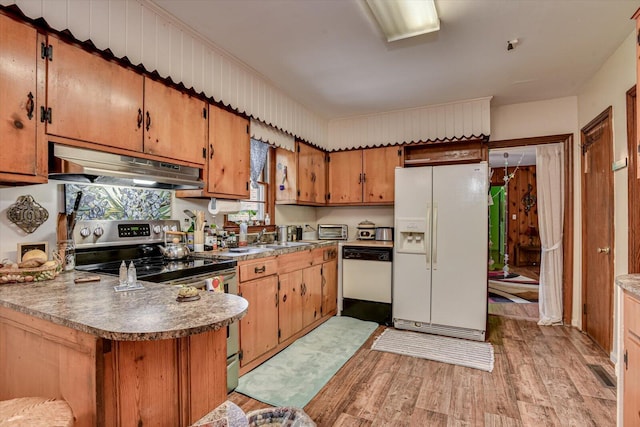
[160,268,239,392]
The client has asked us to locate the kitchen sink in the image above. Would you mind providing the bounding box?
[264,242,311,249]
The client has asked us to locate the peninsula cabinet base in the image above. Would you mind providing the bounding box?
[0,307,227,426]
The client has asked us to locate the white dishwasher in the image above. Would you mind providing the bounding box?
[340,243,393,325]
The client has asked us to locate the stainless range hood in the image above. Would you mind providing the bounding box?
[49,143,204,190]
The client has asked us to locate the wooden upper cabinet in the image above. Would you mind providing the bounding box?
[327,146,400,205]
[0,13,46,183]
[207,106,250,198]
[46,35,144,152]
[327,150,362,204]
[297,142,326,205]
[275,147,297,203]
[143,78,207,165]
[363,146,401,203]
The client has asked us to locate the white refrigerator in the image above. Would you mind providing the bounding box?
[393,162,488,341]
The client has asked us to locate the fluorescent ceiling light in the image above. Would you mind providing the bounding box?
[366,0,440,42]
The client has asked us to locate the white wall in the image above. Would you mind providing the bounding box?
[0,182,63,261]
[576,29,636,424]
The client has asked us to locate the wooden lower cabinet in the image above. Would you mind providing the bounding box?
[0,307,227,427]
[239,246,338,375]
[624,292,640,426]
[322,259,338,316]
[238,274,279,367]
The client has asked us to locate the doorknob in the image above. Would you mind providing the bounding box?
[597,247,611,254]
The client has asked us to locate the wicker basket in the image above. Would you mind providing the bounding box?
[0,261,59,284]
[0,396,74,426]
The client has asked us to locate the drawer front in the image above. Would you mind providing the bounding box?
[277,250,313,274]
[239,257,277,282]
[625,292,640,338]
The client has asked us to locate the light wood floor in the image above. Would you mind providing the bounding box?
[230,315,616,426]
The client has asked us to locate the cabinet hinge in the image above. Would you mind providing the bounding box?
[41,43,53,60]
[583,303,587,315]
[40,107,52,124]
[238,292,242,297]
[326,155,330,163]
[637,29,640,46]
[327,193,331,200]
[246,182,249,191]
[238,350,243,361]
[202,147,206,158]
[297,145,300,153]
[278,329,281,339]
[203,107,207,119]
[278,281,280,290]
[102,339,112,354]
[397,148,402,156]
[624,349,628,370]
[246,124,249,134]
[297,190,300,197]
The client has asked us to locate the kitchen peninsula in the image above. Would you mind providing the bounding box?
[0,271,248,427]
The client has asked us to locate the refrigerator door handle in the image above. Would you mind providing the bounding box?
[426,202,431,269]
[432,204,438,269]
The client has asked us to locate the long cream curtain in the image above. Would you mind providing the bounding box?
[536,144,564,325]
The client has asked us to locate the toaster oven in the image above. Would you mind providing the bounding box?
[317,224,348,240]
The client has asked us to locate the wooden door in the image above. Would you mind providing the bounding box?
[327,150,362,204]
[46,35,144,151]
[144,78,207,165]
[302,264,323,328]
[297,142,326,205]
[624,294,640,427]
[239,275,278,366]
[581,107,614,353]
[363,146,401,204]
[207,106,250,198]
[321,260,337,316]
[278,270,303,342]
[275,147,297,202]
[0,14,45,181]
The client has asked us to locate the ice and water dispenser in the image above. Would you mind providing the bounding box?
[395,218,428,254]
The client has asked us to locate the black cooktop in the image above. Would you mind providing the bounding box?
[75,245,236,283]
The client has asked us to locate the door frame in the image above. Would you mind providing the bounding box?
[627,86,640,273]
[488,134,574,324]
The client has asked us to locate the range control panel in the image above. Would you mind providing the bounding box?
[73,219,180,249]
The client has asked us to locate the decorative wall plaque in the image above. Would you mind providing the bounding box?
[7,195,50,234]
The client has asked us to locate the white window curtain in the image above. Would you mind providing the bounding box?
[536,143,565,325]
[250,139,269,189]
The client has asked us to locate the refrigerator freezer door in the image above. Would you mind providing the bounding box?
[430,163,488,331]
[393,166,433,324]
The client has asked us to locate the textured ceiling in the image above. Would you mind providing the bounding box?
[151,0,639,120]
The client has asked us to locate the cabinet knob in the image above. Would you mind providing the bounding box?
[597,247,610,254]
[13,120,24,129]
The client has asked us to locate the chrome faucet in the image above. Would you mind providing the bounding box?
[257,228,267,243]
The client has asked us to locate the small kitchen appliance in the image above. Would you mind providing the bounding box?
[317,224,348,240]
[356,220,376,240]
[375,227,393,241]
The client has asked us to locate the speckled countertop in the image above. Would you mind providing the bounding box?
[194,240,338,262]
[0,271,248,341]
[615,274,640,299]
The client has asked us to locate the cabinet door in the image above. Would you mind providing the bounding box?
[327,150,362,204]
[275,147,297,203]
[144,78,207,165]
[46,35,144,151]
[321,260,338,316]
[363,146,401,204]
[297,143,326,205]
[302,264,323,328]
[624,335,640,427]
[239,275,278,366]
[207,106,250,198]
[0,14,45,181]
[278,270,303,343]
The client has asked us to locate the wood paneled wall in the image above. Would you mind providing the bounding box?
[491,165,539,265]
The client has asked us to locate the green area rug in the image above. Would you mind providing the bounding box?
[235,316,378,408]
